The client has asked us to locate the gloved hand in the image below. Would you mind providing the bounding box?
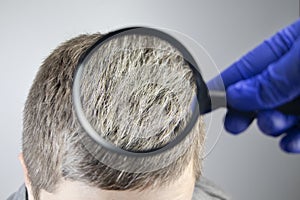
[207,18,300,153]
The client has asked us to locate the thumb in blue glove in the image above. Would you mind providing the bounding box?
[227,37,300,110]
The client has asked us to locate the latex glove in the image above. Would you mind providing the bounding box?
[207,18,300,153]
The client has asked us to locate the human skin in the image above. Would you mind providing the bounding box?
[19,153,196,200]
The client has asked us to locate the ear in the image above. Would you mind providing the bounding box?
[19,153,34,200]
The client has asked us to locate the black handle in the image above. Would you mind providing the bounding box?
[209,91,300,116]
[277,96,300,115]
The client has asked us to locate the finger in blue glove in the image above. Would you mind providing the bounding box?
[257,110,299,137]
[280,128,300,153]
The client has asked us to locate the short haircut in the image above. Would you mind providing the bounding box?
[22,33,205,199]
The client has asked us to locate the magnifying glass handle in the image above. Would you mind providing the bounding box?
[209,91,300,116]
[209,90,227,111]
[277,96,300,115]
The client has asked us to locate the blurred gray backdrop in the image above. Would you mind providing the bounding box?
[0,0,299,199]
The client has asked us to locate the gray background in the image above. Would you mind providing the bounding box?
[1,0,299,199]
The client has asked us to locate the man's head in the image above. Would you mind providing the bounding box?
[21,33,205,200]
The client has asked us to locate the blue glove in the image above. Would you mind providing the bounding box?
[207,18,300,153]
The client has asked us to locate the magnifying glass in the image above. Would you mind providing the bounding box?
[72,27,226,172]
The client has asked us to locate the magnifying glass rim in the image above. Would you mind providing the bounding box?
[72,26,210,157]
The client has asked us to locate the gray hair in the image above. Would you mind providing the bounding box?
[22,33,205,200]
